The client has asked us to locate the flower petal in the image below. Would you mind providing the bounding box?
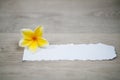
[19,39,32,47]
[37,38,49,47]
[34,26,43,37]
[21,29,34,39]
[28,41,38,51]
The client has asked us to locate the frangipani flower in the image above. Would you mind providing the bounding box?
[19,26,49,52]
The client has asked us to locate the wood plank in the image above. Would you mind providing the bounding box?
[0,0,120,80]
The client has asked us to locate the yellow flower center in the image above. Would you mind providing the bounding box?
[32,36,37,41]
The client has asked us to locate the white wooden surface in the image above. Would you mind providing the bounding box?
[0,0,120,80]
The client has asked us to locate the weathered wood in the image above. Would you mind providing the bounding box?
[0,0,120,80]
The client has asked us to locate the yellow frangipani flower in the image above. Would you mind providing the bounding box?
[19,26,49,52]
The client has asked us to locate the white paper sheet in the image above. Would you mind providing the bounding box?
[23,43,116,61]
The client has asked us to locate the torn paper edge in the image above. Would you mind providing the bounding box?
[23,43,117,61]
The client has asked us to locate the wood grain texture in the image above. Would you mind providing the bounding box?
[0,0,120,80]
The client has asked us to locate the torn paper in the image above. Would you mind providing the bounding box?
[23,43,116,61]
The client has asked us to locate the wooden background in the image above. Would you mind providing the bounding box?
[0,0,120,80]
